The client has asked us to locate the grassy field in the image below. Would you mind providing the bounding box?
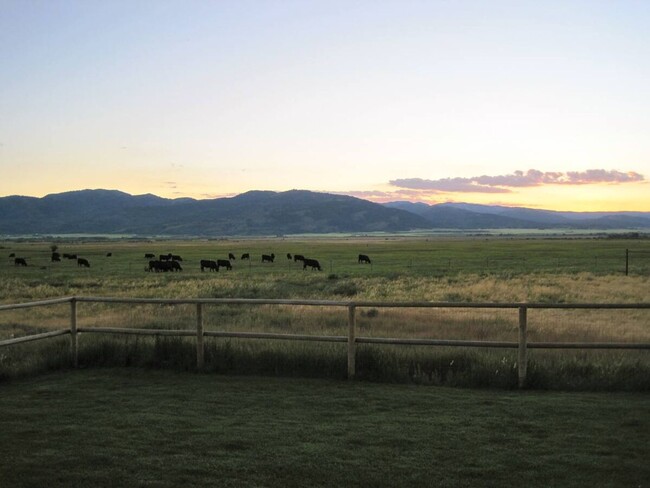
[0,369,648,488]
[2,236,649,278]
[1,237,649,388]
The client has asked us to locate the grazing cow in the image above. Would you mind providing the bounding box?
[228,253,236,260]
[287,253,292,260]
[358,254,371,264]
[293,254,305,263]
[217,259,232,270]
[200,259,218,272]
[171,255,183,262]
[106,252,112,257]
[262,253,275,263]
[77,258,90,268]
[149,260,167,272]
[145,253,155,259]
[148,260,181,272]
[14,257,27,266]
[9,253,15,257]
[303,258,322,271]
[51,252,61,262]
[241,253,250,260]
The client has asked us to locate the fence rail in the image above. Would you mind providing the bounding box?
[1,296,649,387]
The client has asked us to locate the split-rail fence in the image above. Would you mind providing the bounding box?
[1,296,649,388]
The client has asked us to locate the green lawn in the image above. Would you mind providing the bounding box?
[1,369,648,487]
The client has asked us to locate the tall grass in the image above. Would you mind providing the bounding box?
[3,332,647,390]
[0,337,71,381]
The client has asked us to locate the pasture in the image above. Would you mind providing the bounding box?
[1,236,649,279]
[0,369,648,488]
[1,237,649,389]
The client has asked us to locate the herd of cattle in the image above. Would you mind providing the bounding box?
[144,252,373,272]
[9,251,94,268]
[7,251,372,272]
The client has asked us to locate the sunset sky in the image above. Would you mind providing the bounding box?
[1,0,649,211]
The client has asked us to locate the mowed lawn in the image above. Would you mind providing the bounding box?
[0,369,648,488]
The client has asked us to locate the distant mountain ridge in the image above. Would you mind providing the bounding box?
[0,189,648,235]
[0,189,429,235]
[384,201,650,229]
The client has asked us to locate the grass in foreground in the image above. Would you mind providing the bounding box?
[0,369,648,488]
[3,336,649,390]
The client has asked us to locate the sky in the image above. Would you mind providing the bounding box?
[1,0,649,211]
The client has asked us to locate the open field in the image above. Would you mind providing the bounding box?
[1,238,649,388]
[1,369,648,488]
[2,236,650,278]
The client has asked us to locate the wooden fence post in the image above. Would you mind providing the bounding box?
[196,303,204,371]
[347,304,356,380]
[518,306,528,388]
[70,298,78,368]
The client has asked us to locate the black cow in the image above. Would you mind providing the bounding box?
[51,252,61,262]
[200,259,218,272]
[64,254,77,260]
[145,253,155,259]
[171,255,183,262]
[217,259,232,270]
[228,253,236,260]
[149,260,182,272]
[287,253,292,260]
[293,254,305,263]
[303,258,322,271]
[9,253,15,257]
[77,258,90,268]
[14,257,27,266]
[160,254,172,261]
[241,253,250,260]
[358,254,371,264]
[151,260,169,272]
[106,252,112,257]
[262,253,275,263]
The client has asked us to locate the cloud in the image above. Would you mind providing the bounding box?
[390,178,511,193]
[390,169,645,193]
[200,192,238,199]
[338,189,433,202]
[564,169,644,185]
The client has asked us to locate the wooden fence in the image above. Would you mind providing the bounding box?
[1,296,649,388]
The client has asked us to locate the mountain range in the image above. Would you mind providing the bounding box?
[384,201,650,230]
[0,189,648,236]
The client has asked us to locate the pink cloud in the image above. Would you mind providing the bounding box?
[390,169,644,192]
[390,177,511,193]
[337,189,437,203]
[564,169,644,184]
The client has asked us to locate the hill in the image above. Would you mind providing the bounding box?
[384,201,650,230]
[0,189,429,235]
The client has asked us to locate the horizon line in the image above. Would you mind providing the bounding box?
[0,187,648,214]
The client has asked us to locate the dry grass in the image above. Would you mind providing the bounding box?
[1,273,648,344]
